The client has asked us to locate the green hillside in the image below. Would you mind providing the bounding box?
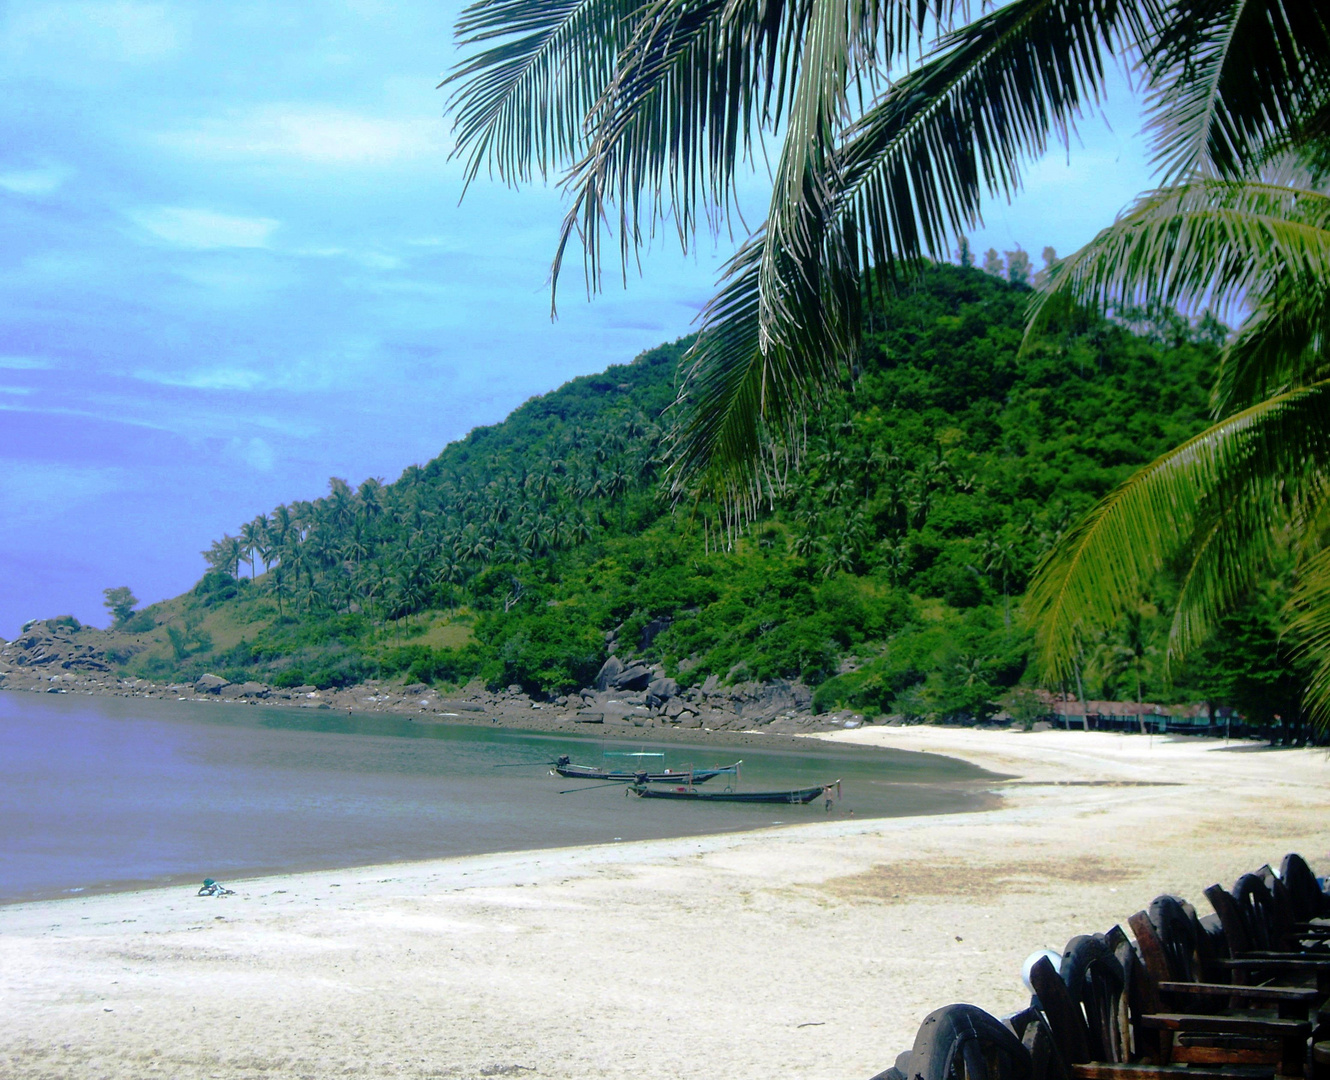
[113,265,1303,724]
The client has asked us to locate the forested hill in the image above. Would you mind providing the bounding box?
[95,264,1299,723]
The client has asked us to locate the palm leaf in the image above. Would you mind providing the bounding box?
[1215,277,1330,412]
[552,0,963,301]
[666,226,861,505]
[1285,543,1330,725]
[1027,179,1330,334]
[1141,0,1330,182]
[1025,378,1330,683]
[835,0,1143,277]
[670,0,1145,498]
[445,0,639,189]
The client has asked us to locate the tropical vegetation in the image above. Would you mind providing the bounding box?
[443,0,1330,723]
[111,266,1308,737]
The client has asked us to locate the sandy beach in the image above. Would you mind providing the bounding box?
[2,727,1327,1080]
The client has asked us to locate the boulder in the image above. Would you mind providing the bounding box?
[237,682,269,698]
[195,674,230,693]
[645,676,678,706]
[701,673,720,696]
[593,656,624,691]
[612,664,653,692]
[639,616,673,650]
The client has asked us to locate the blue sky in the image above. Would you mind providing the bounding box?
[1,1,1156,638]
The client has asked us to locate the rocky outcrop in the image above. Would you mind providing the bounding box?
[0,621,856,734]
[2,619,113,672]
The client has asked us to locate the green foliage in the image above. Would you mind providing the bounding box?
[101,585,140,627]
[378,643,485,686]
[129,265,1297,721]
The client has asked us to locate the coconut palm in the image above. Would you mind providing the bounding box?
[444,0,1329,504]
[1023,168,1330,721]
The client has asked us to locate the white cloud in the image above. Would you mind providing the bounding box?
[0,165,70,196]
[132,366,268,391]
[0,386,34,395]
[0,356,51,370]
[237,436,275,472]
[160,105,448,165]
[2,3,181,66]
[129,206,279,249]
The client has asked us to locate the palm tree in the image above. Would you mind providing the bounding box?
[446,0,1327,500]
[981,537,1021,629]
[1024,171,1330,719]
[447,0,1330,717]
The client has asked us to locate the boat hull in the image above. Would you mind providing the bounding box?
[553,762,740,784]
[629,783,831,804]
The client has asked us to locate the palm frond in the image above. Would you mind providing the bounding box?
[1215,277,1330,412]
[1027,179,1330,334]
[669,0,1144,499]
[836,0,1142,277]
[1165,470,1289,660]
[1025,378,1330,684]
[666,226,860,505]
[1142,0,1330,182]
[1286,543,1330,726]
[445,0,639,189]
[552,0,965,301]
[552,0,799,301]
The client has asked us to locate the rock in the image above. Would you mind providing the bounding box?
[665,698,686,718]
[593,656,624,691]
[639,616,673,650]
[574,713,604,724]
[1031,720,1053,732]
[195,674,231,693]
[843,718,861,729]
[645,676,678,707]
[612,664,653,692]
[236,682,269,698]
[701,673,720,695]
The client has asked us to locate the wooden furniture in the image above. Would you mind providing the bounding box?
[1029,936,1310,1079]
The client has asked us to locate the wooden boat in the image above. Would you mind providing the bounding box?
[629,781,838,804]
[552,755,741,784]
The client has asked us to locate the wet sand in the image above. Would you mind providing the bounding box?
[2,728,1327,1080]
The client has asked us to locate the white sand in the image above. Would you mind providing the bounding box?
[2,728,1327,1080]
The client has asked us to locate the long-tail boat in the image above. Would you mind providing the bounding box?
[628,780,839,804]
[552,755,741,784]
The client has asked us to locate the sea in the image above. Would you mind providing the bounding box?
[0,690,1002,904]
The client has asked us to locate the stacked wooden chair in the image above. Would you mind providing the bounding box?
[876,853,1329,1080]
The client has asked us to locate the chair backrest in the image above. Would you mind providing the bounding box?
[1029,956,1093,1067]
[1281,853,1328,921]
[1258,865,1298,949]
[1146,895,1202,981]
[904,1003,1034,1080]
[1233,872,1278,951]
[1204,882,1254,957]
[1058,935,1129,1063]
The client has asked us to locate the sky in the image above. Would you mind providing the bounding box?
[0,0,1158,638]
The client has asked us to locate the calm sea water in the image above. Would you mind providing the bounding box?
[0,691,1001,903]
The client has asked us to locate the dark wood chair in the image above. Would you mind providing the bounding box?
[1205,881,1330,994]
[1129,899,1319,1022]
[892,1004,1035,1080]
[1280,855,1330,924]
[1029,935,1311,1079]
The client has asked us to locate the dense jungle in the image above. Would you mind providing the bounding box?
[101,263,1304,726]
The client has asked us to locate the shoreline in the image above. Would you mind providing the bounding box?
[3,729,1327,1080]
